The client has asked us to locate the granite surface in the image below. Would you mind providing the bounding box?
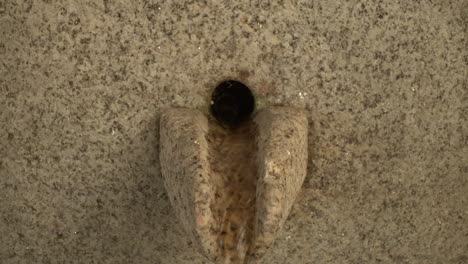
[1,0,467,263]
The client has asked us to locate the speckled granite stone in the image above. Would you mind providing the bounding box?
[0,0,467,263]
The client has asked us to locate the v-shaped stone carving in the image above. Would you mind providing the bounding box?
[160,107,308,264]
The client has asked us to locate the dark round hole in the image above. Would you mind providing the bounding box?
[210,80,255,128]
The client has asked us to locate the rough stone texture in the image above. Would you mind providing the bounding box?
[250,107,308,263]
[0,0,467,264]
[160,109,214,260]
[160,107,307,264]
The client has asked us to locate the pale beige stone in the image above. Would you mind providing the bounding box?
[160,107,308,264]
